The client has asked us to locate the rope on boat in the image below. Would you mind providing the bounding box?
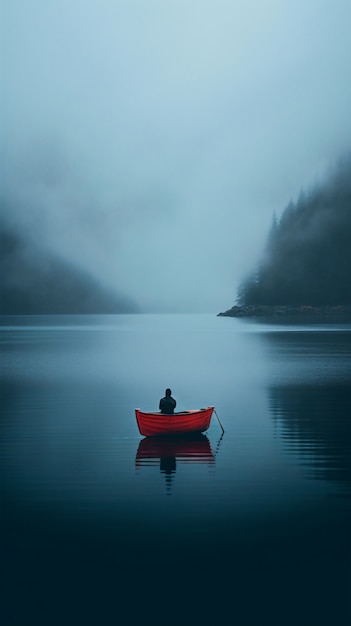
[213,408,225,434]
[214,432,224,455]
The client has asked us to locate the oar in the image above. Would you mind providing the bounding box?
[213,408,225,433]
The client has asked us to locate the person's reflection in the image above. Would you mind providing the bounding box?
[160,455,176,494]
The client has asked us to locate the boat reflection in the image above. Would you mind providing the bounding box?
[136,434,215,494]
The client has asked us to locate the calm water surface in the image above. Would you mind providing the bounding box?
[1,314,350,626]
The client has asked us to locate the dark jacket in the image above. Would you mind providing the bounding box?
[159,395,176,414]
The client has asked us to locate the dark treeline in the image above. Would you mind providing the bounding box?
[238,155,351,306]
[0,220,138,315]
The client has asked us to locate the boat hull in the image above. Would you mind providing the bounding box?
[135,407,214,437]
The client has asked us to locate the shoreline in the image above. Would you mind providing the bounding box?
[217,304,351,322]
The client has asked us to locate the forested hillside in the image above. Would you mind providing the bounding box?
[0,222,137,314]
[237,155,351,307]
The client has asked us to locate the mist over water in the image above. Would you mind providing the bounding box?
[2,3,351,623]
[1,314,350,626]
[2,1,351,312]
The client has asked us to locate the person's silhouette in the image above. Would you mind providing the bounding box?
[159,388,176,414]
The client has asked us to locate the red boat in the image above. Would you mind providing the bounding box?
[135,406,215,437]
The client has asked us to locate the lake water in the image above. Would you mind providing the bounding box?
[1,314,350,626]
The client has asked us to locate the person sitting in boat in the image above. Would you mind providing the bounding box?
[159,388,176,414]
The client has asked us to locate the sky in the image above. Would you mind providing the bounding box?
[1,0,351,312]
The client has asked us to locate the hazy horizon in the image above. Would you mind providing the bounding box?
[2,0,351,312]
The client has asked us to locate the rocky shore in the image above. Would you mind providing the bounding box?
[217,304,351,322]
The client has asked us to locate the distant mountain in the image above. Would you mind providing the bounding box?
[237,155,351,307]
[0,223,138,314]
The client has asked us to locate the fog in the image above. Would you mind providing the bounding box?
[2,0,351,312]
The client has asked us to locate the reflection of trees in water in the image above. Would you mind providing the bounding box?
[269,384,351,496]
